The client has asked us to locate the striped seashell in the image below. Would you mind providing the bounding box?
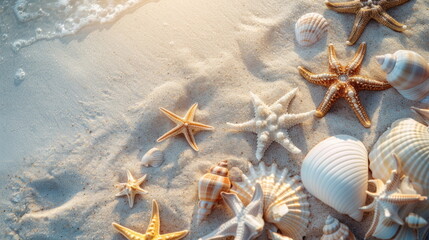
[376,50,429,102]
[301,135,368,221]
[141,147,164,167]
[295,13,328,47]
[231,162,310,240]
[197,160,231,225]
[321,215,356,240]
[406,213,428,229]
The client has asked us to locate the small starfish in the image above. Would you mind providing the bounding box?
[157,103,214,151]
[325,0,410,45]
[227,88,314,160]
[115,170,148,208]
[112,199,189,240]
[199,183,264,240]
[298,42,390,128]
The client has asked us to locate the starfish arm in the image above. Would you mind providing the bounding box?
[298,66,338,87]
[112,222,146,239]
[348,76,391,91]
[383,206,404,225]
[135,187,148,195]
[221,192,245,215]
[360,201,376,212]
[159,107,185,125]
[386,193,427,204]
[379,0,411,9]
[275,130,302,154]
[127,169,136,182]
[115,188,129,197]
[245,184,264,217]
[161,230,189,240]
[314,83,341,118]
[189,121,215,131]
[346,42,366,75]
[198,220,238,240]
[328,44,342,74]
[147,200,161,236]
[227,119,257,132]
[346,9,372,45]
[136,175,147,186]
[372,7,407,32]
[256,132,273,160]
[279,111,315,128]
[184,103,198,121]
[344,86,371,127]
[364,203,381,239]
[127,192,137,208]
[270,88,297,113]
[250,92,269,112]
[157,124,184,142]
[385,170,400,192]
[325,0,362,13]
[183,127,199,151]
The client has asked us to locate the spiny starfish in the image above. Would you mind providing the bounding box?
[112,200,189,240]
[157,103,214,151]
[199,183,264,240]
[227,88,314,160]
[115,170,148,208]
[325,0,410,45]
[298,42,390,128]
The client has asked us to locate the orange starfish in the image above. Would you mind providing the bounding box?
[298,42,391,128]
[325,0,410,45]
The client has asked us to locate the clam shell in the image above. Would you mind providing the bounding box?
[141,147,164,167]
[321,215,356,240]
[301,135,368,221]
[376,50,429,101]
[406,213,428,229]
[295,13,328,47]
[231,162,310,240]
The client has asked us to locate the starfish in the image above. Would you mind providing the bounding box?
[325,0,410,45]
[115,170,148,208]
[227,88,314,160]
[157,103,214,151]
[298,42,390,128]
[199,183,264,240]
[112,199,189,240]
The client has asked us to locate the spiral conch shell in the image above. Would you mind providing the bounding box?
[231,162,310,240]
[141,147,164,167]
[376,50,429,102]
[301,135,368,221]
[321,215,356,240]
[295,13,328,47]
[197,160,231,225]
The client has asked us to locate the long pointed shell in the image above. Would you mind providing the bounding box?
[406,213,428,229]
[197,160,231,224]
[321,215,356,240]
[295,13,328,47]
[301,135,368,221]
[376,50,429,101]
[141,147,164,167]
[231,162,310,240]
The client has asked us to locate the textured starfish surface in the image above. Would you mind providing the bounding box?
[360,156,427,239]
[199,183,264,240]
[325,0,410,45]
[115,170,148,208]
[298,42,390,128]
[112,200,189,240]
[227,88,314,160]
[157,103,214,151]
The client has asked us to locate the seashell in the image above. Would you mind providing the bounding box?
[376,50,429,102]
[321,215,356,240]
[231,162,310,240]
[301,135,368,221]
[197,160,231,225]
[406,213,428,229]
[268,231,293,240]
[295,13,328,47]
[141,147,164,167]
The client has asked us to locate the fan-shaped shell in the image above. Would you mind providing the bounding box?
[376,50,429,102]
[295,13,328,47]
[141,147,164,167]
[321,215,356,240]
[301,135,368,221]
[231,162,310,240]
[197,160,231,224]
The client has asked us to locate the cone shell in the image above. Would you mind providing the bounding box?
[141,147,164,167]
[231,162,310,240]
[197,160,231,224]
[406,213,428,229]
[295,13,328,47]
[321,215,356,240]
[376,50,429,101]
[301,135,368,221]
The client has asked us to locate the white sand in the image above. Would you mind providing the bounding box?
[1,0,428,239]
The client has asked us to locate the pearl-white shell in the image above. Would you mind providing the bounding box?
[141,147,164,167]
[295,13,328,47]
[321,215,356,240]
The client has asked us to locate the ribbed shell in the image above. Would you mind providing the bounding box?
[141,147,164,167]
[301,135,368,221]
[376,50,429,101]
[268,231,293,240]
[197,160,231,224]
[406,213,428,229]
[295,13,328,47]
[321,215,356,240]
[231,162,310,240]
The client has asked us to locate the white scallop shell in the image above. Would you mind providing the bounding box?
[321,215,356,240]
[301,135,368,221]
[376,50,429,102]
[141,147,164,167]
[231,162,310,240]
[295,13,328,47]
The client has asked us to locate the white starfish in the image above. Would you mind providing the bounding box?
[115,170,148,208]
[199,183,264,240]
[227,88,315,160]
